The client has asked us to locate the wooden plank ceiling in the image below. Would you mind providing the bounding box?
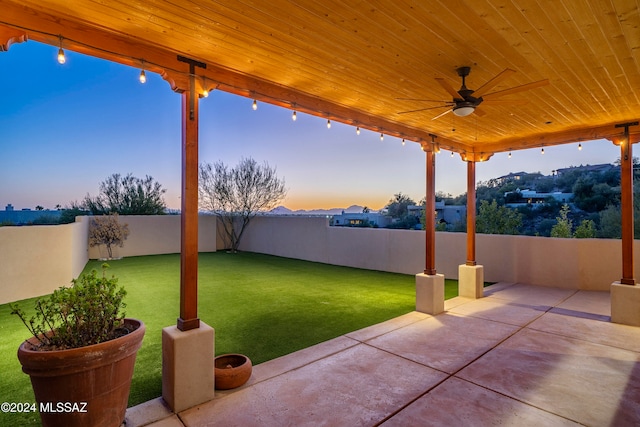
[1,0,639,156]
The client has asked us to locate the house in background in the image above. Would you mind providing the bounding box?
[504,189,573,207]
[408,203,467,229]
[0,204,61,225]
[331,211,391,228]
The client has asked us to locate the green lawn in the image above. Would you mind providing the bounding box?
[0,252,461,426]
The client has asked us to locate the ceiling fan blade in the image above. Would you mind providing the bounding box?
[431,108,452,120]
[472,68,516,98]
[481,98,529,105]
[398,105,450,114]
[482,79,549,99]
[435,77,461,99]
[395,97,451,103]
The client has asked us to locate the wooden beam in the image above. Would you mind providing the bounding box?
[0,25,26,51]
[477,122,640,154]
[177,61,200,331]
[424,147,437,275]
[466,161,477,266]
[618,122,637,285]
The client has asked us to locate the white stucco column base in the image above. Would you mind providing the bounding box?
[415,273,445,315]
[611,282,640,326]
[458,264,484,299]
[162,322,215,413]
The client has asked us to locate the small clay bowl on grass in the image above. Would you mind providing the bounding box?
[214,354,252,390]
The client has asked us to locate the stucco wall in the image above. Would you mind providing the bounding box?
[239,216,629,291]
[87,215,218,259]
[1,214,629,304]
[1,215,217,304]
[0,220,89,304]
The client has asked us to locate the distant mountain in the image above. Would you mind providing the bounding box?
[268,205,374,216]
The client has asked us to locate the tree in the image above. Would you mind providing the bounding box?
[58,203,89,224]
[550,204,572,238]
[385,193,415,219]
[476,200,522,235]
[574,219,596,238]
[88,213,130,259]
[598,205,621,238]
[83,173,167,215]
[199,157,287,252]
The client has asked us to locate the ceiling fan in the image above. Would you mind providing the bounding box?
[397,67,549,120]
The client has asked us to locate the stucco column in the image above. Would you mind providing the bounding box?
[459,159,483,298]
[416,146,444,315]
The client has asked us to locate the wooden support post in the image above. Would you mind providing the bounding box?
[617,122,638,285]
[177,56,206,331]
[466,160,477,266]
[424,148,436,275]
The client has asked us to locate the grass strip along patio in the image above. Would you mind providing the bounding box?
[0,252,460,426]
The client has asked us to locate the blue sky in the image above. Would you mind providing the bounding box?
[0,41,621,211]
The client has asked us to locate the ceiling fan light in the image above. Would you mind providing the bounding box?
[453,105,475,117]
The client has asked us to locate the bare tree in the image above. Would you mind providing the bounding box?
[199,157,287,252]
[89,213,130,259]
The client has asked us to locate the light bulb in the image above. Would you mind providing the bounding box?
[541,147,545,155]
[57,48,66,64]
[578,143,582,151]
[292,110,297,121]
[202,88,209,98]
[327,119,331,129]
[356,126,360,135]
[508,152,512,158]
[451,151,454,157]
[380,133,384,141]
[252,99,257,110]
[139,69,146,84]
[402,139,405,146]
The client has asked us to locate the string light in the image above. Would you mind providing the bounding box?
[57,36,66,64]
[451,151,454,157]
[356,126,360,135]
[541,147,545,155]
[578,143,582,151]
[292,110,297,121]
[380,133,384,141]
[402,138,405,146]
[327,119,331,129]
[508,152,512,158]
[201,76,209,97]
[138,61,147,84]
[252,99,258,110]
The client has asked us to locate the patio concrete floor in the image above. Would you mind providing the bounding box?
[125,282,640,426]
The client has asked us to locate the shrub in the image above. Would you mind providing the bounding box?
[11,264,128,350]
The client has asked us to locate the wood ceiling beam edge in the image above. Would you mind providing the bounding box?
[476,121,640,154]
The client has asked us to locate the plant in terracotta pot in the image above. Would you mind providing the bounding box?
[11,264,145,427]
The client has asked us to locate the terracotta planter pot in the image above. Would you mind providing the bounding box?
[17,318,145,427]
[214,354,252,390]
